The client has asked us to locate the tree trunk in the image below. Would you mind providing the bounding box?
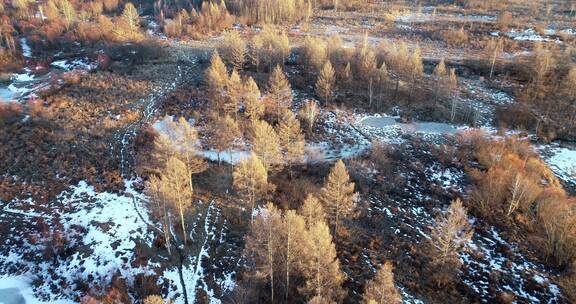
[268,225,274,302]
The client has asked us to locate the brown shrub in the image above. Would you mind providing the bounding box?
[440,27,469,47]
[497,11,513,31]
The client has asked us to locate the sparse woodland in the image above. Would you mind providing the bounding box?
[1,0,576,303]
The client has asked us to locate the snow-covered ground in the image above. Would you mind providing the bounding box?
[0,179,159,302]
[538,143,576,189]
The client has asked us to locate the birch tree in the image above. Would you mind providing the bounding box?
[299,100,320,134]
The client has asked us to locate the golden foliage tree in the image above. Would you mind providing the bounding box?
[300,221,346,302]
[152,116,206,196]
[244,202,283,302]
[299,193,326,228]
[163,156,194,246]
[427,198,473,287]
[206,51,229,113]
[315,61,336,106]
[243,77,265,121]
[206,115,241,164]
[267,65,293,120]
[220,30,247,70]
[276,110,305,173]
[233,152,272,222]
[251,120,283,171]
[320,160,356,238]
[362,262,402,304]
[249,26,290,71]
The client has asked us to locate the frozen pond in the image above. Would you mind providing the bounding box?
[359,116,460,135]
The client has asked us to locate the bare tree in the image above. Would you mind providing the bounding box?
[299,99,320,134]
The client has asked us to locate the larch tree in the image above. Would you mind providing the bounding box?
[315,61,336,106]
[206,115,241,164]
[122,2,140,33]
[308,295,336,304]
[280,210,309,300]
[302,36,328,74]
[243,77,265,122]
[251,120,283,171]
[276,110,305,174]
[409,46,424,98]
[152,116,206,196]
[163,156,193,246]
[362,262,402,304]
[220,30,247,70]
[299,99,320,134]
[145,175,173,255]
[428,198,473,287]
[223,70,243,116]
[233,152,272,222]
[433,58,447,103]
[299,193,326,228]
[447,68,459,121]
[376,62,388,108]
[360,50,377,106]
[244,202,283,303]
[143,295,173,304]
[206,51,229,114]
[267,65,293,121]
[320,160,356,238]
[300,221,346,302]
[59,0,76,30]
